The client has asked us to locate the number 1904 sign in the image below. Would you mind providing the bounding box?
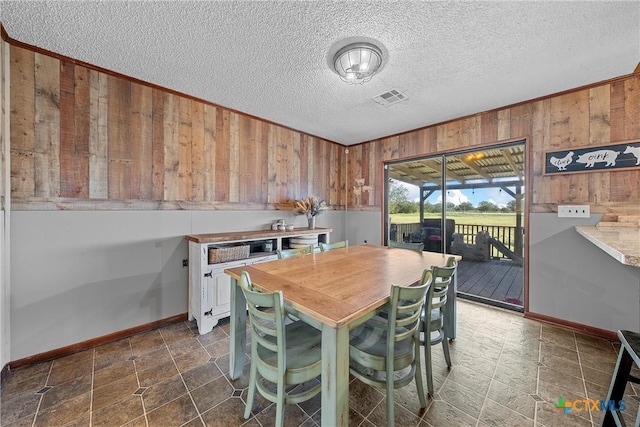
[544,140,640,175]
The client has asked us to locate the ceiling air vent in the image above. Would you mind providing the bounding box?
[372,89,408,107]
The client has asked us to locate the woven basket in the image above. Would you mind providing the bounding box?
[208,244,250,264]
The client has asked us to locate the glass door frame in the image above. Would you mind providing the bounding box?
[383,139,527,311]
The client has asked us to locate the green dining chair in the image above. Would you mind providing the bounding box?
[349,273,431,427]
[319,240,348,251]
[388,240,424,251]
[422,260,457,395]
[239,271,322,427]
[276,245,313,259]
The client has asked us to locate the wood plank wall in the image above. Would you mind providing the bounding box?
[8,43,640,215]
[9,45,345,210]
[347,74,640,215]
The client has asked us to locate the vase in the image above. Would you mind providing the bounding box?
[307,216,316,229]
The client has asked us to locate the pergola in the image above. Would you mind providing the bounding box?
[387,142,525,256]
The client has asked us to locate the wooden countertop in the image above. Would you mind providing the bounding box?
[575,225,640,267]
[186,227,332,244]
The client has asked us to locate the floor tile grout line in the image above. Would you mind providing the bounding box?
[434,362,488,423]
[129,337,149,427]
[533,323,542,427]
[160,325,206,427]
[476,333,507,427]
[191,324,216,426]
[480,328,541,426]
[574,330,598,426]
[29,358,54,427]
[89,347,95,427]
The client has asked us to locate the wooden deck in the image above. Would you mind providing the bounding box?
[455,258,523,310]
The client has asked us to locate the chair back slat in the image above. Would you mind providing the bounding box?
[388,240,424,251]
[277,246,313,259]
[430,263,456,310]
[239,271,284,354]
[319,240,348,251]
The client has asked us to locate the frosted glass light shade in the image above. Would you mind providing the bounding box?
[332,42,383,85]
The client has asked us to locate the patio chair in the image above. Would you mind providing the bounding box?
[349,274,431,426]
[239,271,322,427]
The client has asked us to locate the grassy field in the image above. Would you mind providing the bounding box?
[390,212,517,227]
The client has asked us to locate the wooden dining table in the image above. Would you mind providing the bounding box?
[224,244,461,426]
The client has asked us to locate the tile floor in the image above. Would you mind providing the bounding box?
[1,299,636,427]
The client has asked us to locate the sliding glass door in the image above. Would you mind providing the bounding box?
[384,140,525,311]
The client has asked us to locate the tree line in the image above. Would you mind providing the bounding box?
[389,181,516,214]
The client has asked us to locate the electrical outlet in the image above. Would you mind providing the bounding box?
[557,205,590,218]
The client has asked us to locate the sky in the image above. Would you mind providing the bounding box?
[400,181,517,208]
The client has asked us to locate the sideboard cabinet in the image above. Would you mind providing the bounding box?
[185,228,332,334]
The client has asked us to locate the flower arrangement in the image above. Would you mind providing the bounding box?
[293,195,328,218]
[293,195,327,229]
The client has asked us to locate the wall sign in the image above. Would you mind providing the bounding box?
[544,140,640,175]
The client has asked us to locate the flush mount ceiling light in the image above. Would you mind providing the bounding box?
[332,42,383,85]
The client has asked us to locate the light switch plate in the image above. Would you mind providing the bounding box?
[558,205,590,218]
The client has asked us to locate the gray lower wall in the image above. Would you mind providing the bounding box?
[528,213,640,333]
[10,209,640,361]
[343,210,383,246]
[10,209,347,360]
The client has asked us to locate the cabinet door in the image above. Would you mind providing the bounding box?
[209,258,247,317]
[208,255,277,318]
[211,270,232,316]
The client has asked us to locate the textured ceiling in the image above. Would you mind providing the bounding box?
[1,1,639,146]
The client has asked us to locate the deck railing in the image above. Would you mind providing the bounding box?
[391,222,520,259]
